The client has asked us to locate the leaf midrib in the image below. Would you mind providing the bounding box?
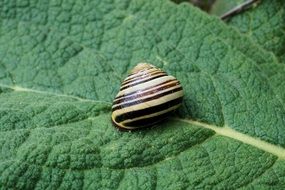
[0,84,112,105]
[1,83,284,159]
[178,119,285,159]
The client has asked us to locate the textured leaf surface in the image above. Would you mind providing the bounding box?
[227,0,285,63]
[0,0,285,189]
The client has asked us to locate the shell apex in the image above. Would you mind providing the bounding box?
[130,63,156,74]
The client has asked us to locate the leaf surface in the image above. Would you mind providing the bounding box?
[227,0,285,63]
[0,0,285,189]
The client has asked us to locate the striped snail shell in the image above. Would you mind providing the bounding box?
[111,63,184,130]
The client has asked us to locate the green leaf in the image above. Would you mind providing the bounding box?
[0,0,285,189]
[227,0,285,63]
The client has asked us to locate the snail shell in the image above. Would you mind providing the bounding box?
[111,63,184,130]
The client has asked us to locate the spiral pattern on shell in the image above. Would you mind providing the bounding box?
[111,63,184,130]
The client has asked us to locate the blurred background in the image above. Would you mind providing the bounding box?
[172,0,255,17]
